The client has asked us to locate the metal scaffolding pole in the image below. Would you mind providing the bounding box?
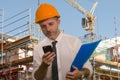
[0,8,4,65]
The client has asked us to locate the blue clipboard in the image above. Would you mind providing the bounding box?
[70,40,101,72]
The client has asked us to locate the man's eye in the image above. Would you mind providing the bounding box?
[40,25,46,28]
[49,23,54,26]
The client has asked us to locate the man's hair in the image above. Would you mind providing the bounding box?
[54,16,59,21]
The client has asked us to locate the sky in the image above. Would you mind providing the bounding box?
[0,0,120,40]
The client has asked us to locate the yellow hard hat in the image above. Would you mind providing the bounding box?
[35,3,60,23]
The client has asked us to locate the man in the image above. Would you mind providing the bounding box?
[33,3,93,80]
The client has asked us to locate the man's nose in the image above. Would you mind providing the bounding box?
[46,26,50,31]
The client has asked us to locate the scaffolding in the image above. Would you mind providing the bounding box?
[91,37,120,80]
[0,9,39,80]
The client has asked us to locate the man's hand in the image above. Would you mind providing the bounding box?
[42,52,55,66]
[66,66,83,80]
[34,52,56,80]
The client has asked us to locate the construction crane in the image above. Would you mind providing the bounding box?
[65,0,98,42]
[65,0,98,31]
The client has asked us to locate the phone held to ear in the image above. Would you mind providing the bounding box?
[42,45,53,53]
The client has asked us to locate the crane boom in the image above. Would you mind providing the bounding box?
[90,1,98,15]
[65,0,88,15]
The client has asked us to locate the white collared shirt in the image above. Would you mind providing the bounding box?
[33,32,92,80]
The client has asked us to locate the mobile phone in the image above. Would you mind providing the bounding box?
[42,45,53,53]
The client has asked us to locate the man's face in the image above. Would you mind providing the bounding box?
[38,17,60,40]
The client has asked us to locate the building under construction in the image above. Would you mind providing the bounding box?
[0,8,40,80]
